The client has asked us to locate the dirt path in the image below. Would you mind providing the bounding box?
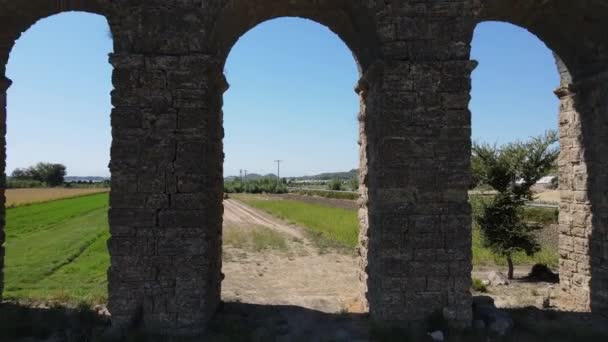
[221,199,362,314]
[223,199,307,240]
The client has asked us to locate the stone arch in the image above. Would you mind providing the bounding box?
[210,0,382,73]
[477,0,608,78]
[0,1,114,303]
[470,1,608,315]
[211,1,382,320]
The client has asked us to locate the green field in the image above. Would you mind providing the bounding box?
[238,194,558,266]
[235,194,360,248]
[3,193,110,304]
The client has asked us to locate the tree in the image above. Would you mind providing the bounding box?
[328,178,343,191]
[348,177,359,191]
[10,168,30,180]
[472,130,559,279]
[11,162,67,187]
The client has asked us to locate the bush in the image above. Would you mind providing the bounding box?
[472,278,488,292]
[224,178,287,194]
[523,207,559,225]
[293,189,358,200]
[6,179,45,188]
[328,178,343,191]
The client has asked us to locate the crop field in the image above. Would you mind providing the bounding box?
[5,188,109,208]
[3,193,110,304]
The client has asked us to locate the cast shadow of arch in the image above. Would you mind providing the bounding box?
[3,300,608,341]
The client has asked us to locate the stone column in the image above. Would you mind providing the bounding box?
[361,59,475,327]
[0,74,10,302]
[107,51,225,335]
[556,72,608,315]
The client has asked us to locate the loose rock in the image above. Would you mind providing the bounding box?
[428,330,445,341]
[488,271,509,286]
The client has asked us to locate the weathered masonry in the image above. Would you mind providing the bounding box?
[0,0,607,336]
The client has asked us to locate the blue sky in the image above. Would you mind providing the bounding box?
[5,13,559,177]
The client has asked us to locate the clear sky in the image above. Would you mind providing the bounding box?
[5,13,559,178]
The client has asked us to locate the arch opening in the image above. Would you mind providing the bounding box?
[469,20,593,314]
[218,17,370,329]
[1,11,113,322]
[211,0,380,73]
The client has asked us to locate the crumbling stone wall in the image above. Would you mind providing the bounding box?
[0,0,607,336]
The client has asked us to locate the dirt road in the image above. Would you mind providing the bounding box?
[221,199,362,314]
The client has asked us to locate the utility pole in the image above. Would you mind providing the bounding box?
[275,160,283,187]
[239,169,243,181]
[244,170,248,182]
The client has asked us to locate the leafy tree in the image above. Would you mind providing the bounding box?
[11,162,67,187]
[348,177,359,191]
[472,131,559,279]
[328,178,343,191]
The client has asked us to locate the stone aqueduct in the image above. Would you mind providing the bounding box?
[0,0,607,336]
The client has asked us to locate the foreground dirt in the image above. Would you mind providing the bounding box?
[473,266,558,309]
[222,199,362,313]
[5,188,109,207]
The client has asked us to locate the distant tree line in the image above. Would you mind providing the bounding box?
[224,178,287,194]
[10,162,67,187]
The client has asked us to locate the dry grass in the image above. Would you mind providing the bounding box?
[5,188,109,207]
[223,223,288,252]
[534,190,560,203]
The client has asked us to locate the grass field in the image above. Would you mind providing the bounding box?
[5,188,109,208]
[238,194,558,266]
[235,194,359,249]
[3,193,110,304]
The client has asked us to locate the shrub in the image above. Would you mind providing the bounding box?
[523,207,558,225]
[293,189,358,200]
[472,278,488,292]
[224,178,287,194]
[328,178,343,191]
[6,179,45,188]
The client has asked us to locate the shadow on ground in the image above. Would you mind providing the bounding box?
[0,301,110,341]
[2,301,608,341]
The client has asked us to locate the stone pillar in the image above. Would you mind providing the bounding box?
[107,51,225,335]
[556,73,608,315]
[361,59,474,327]
[0,74,10,302]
